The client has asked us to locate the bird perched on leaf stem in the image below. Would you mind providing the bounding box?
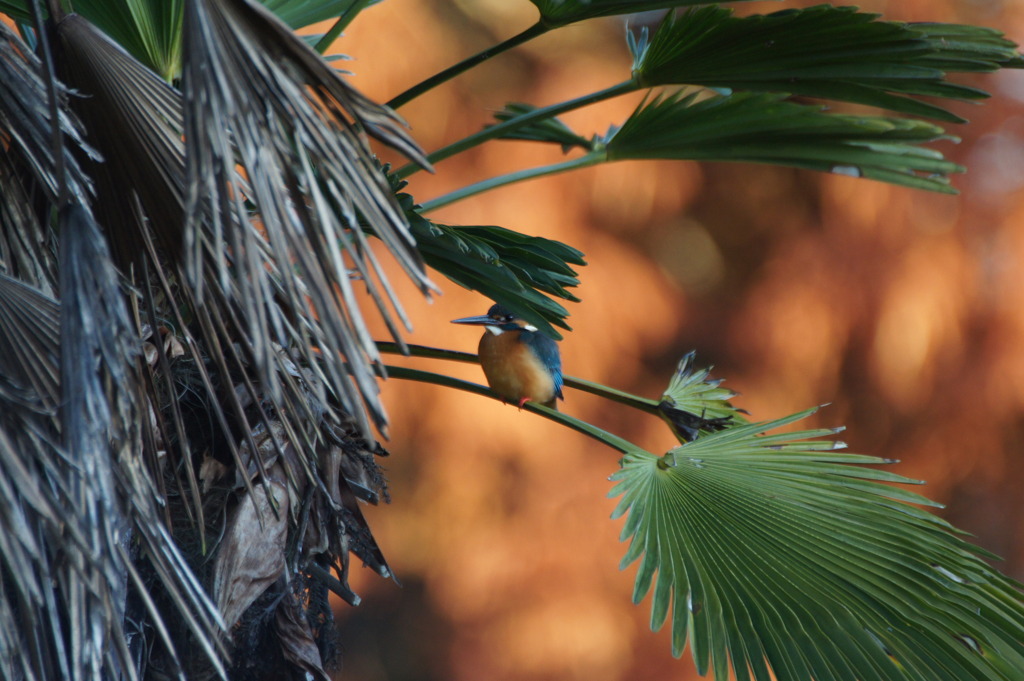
[452,304,564,410]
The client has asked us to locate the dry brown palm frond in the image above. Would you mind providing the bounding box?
[0,152,58,295]
[0,19,132,679]
[52,0,419,586]
[0,273,59,410]
[181,0,436,441]
[0,20,91,295]
[3,2,418,677]
[1,18,228,681]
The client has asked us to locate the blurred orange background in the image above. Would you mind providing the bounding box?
[10,0,1022,679]
[330,1,1024,680]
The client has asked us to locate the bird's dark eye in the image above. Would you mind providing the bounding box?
[504,314,515,322]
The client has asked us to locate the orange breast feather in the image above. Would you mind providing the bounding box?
[478,331,558,408]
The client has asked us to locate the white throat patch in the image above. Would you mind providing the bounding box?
[485,323,537,335]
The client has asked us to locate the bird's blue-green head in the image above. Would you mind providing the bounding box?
[450,304,539,336]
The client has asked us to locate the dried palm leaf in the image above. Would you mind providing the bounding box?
[1,16,228,680]
[181,0,436,441]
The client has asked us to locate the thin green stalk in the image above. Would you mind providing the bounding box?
[387,22,549,110]
[567,376,660,413]
[377,342,660,413]
[417,153,605,212]
[314,0,373,54]
[394,79,638,179]
[377,342,476,363]
[384,365,646,456]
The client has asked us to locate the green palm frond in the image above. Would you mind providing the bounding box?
[67,0,185,81]
[606,92,963,193]
[426,89,965,210]
[611,404,1024,680]
[391,176,584,336]
[411,221,583,338]
[632,6,1022,123]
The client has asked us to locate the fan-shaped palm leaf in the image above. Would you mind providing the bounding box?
[612,363,1024,680]
[70,0,185,81]
[52,13,185,263]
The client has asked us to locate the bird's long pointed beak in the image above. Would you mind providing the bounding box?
[450,314,494,326]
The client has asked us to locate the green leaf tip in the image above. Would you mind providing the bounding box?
[657,351,745,442]
[491,102,595,152]
[528,0,754,29]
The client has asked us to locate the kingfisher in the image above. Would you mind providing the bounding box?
[451,304,564,410]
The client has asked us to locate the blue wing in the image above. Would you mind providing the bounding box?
[525,331,563,400]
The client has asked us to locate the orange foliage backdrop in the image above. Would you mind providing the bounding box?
[328,1,1024,680]
[8,0,1020,678]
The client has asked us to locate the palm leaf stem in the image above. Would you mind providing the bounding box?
[377,341,660,412]
[393,79,636,178]
[384,364,645,455]
[313,0,374,54]
[418,153,603,212]
[567,375,660,411]
[387,21,549,110]
[375,341,472,362]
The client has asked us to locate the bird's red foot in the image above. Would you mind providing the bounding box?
[517,397,531,410]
